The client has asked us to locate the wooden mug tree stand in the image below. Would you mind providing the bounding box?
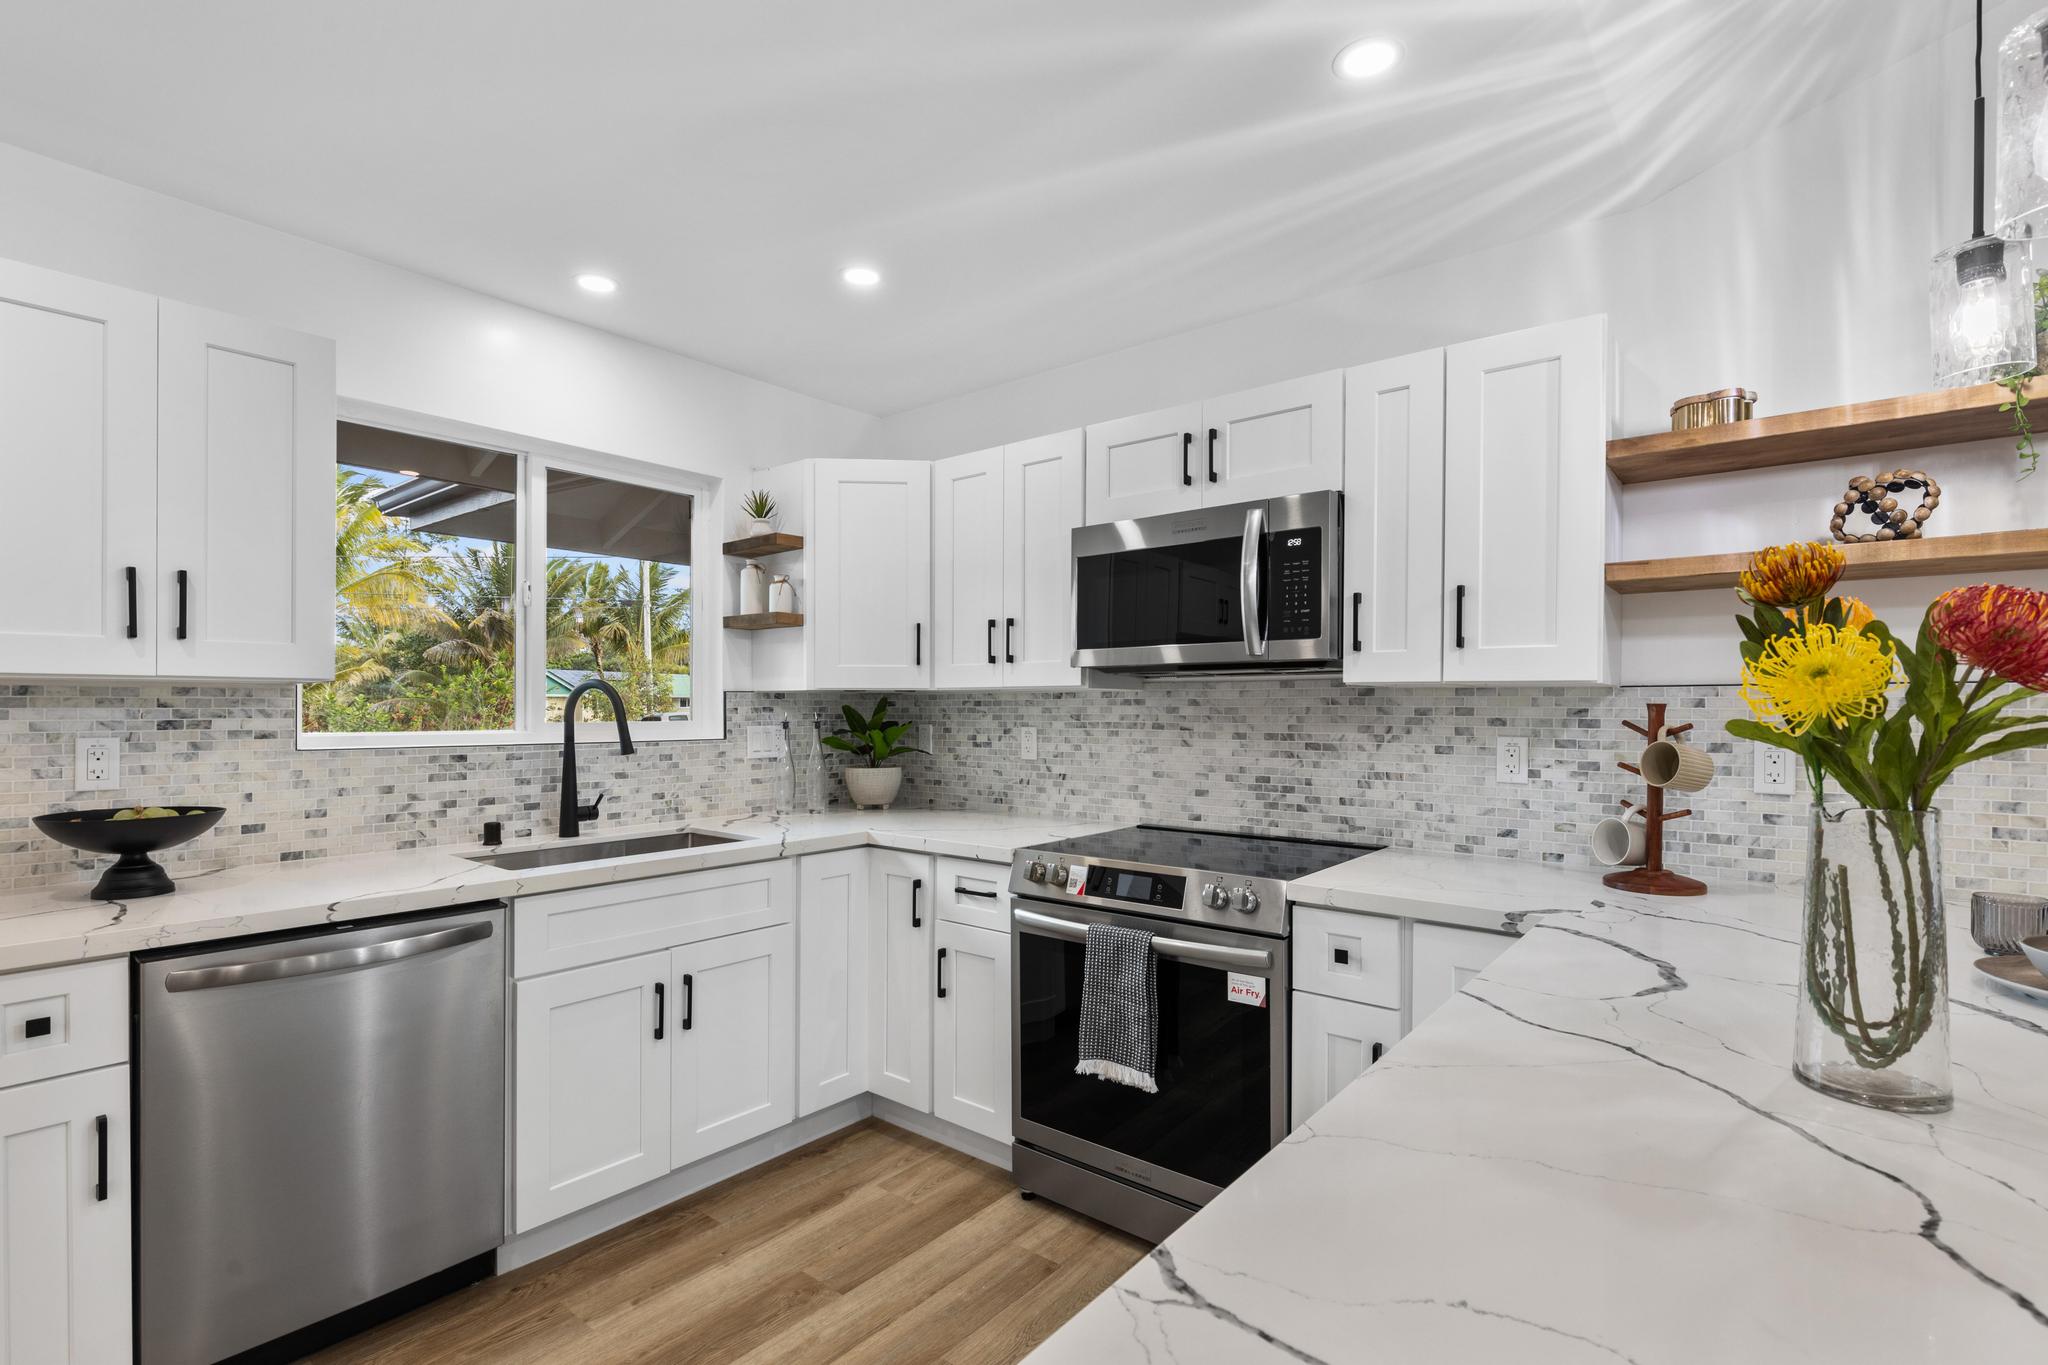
[1606,702,1708,897]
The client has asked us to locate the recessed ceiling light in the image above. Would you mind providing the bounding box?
[575,273,617,294]
[1333,38,1401,81]
[841,265,882,289]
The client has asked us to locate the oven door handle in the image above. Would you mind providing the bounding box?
[1011,907,1273,971]
[1238,503,1268,657]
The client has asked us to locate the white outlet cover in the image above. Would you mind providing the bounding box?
[76,735,121,790]
[747,724,784,760]
[1020,726,1038,760]
[1754,743,1796,794]
[1496,736,1529,784]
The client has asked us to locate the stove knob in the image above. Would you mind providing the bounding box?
[1051,862,1071,888]
[1230,886,1261,914]
[1025,860,1047,884]
[1200,882,1229,910]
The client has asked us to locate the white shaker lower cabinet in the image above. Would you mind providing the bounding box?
[1410,922,1515,1027]
[796,850,871,1116]
[512,952,673,1233]
[0,1064,131,1364]
[868,849,935,1111]
[671,925,796,1168]
[932,919,1012,1144]
[1291,992,1400,1128]
[1440,314,1610,684]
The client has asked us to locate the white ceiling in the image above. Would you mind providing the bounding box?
[0,1,1961,414]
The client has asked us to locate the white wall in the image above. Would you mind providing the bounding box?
[869,7,2048,684]
[0,141,876,483]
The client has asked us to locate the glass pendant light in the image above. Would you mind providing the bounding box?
[1996,8,2048,239]
[1933,0,2037,388]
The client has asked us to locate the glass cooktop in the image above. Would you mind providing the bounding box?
[1031,825,1380,883]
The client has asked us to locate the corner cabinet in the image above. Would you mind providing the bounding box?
[932,430,1083,689]
[0,255,336,682]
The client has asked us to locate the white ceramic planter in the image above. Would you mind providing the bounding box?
[745,517,777,537]
[843,766,904,810]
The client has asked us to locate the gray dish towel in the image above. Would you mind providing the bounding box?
[1075,922,1159,1093]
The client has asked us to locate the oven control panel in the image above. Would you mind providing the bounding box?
[1012,853,1291,936]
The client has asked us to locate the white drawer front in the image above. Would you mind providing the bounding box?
[932,856,1009,933]
[0,960,127,1090]
[514,860,797,978]
[1291,905,1402,1010]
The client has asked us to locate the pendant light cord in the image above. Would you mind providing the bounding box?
[1973,0,1986,239]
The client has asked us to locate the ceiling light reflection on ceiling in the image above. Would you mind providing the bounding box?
[575,273,617,294]
[1333,38,1401,81]
[841,265,882,289]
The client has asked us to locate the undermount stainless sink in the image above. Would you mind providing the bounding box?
[466,829,743,870]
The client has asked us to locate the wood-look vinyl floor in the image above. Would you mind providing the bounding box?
[307,1120,1150,1365]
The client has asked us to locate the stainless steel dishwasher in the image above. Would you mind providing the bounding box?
[136,903,506,1365]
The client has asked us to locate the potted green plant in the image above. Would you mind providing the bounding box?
[822,696,926,809]
[740,489,779,537]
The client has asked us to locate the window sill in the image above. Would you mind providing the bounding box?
[296,722,721,752]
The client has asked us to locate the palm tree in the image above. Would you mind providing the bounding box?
[335,470,439,628]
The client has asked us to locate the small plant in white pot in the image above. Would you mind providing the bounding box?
[823,697,925,809]
[740,489,779,537]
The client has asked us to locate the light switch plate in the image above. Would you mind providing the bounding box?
[1755,744,1796,794]
[747,724,784,760]
[1496,736,1529,784]
[76,736,120,791]
[1020,726,1038,760]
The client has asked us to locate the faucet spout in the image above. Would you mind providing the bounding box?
[560,678,636,838]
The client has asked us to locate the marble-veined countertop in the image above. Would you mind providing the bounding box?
[1027,873,2048,1362]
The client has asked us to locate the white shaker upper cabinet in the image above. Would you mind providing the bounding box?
[0,260,158,677]
[156,301,337,681]
[1201,371,1343,505]
[1440,315,1610,685]
[931,447,1006,689]
[1000,430,1083,687]
[1342,351,1446,685]
[811,460,932,690]
[1084,402,1202,522]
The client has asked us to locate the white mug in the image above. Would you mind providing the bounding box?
[1640,736,1714,793]
[1592,808,1648,867]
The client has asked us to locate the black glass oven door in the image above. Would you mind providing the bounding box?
[1015,917,1278,1198]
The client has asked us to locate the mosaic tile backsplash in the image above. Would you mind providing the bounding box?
[3,678,2043,896]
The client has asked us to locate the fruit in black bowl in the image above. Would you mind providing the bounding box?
[33,806,226,901]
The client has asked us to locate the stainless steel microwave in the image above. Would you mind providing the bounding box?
[1071,490,1343,675]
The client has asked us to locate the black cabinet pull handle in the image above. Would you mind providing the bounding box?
[24,1016,51,1039]
[1351,591,1362,653]
[910,877,922,928]
[1004,617,1015,664]
[94,1114,108,1202]
[914,622,922,666]
[175,569,189,640]
[986,618,996,665]
[1454,584,1467,650]
[1370,1042,1385,1065]
[680,973,694,1031]
[653,980,666,1040]
[936,946,949,999]
[125,566,138,640]
[1207,427,1218,483]
[955,886,998,900]
[1181,432,1192,486]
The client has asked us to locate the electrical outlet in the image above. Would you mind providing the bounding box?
[1020,726,1038,760]
[747,724,784,760]
[76,736,120,791]
[1755,744,1796,794]
[1496,736,1529,785]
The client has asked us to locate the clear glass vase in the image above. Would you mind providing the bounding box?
[1795,807,1951,1113]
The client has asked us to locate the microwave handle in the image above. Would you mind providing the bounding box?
[1239,504,1268,657]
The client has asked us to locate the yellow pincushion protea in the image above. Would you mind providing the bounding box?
[1739,541,1846,608]
[1741,622,1898,735]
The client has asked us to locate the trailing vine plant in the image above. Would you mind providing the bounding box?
[1997,373,2037,478]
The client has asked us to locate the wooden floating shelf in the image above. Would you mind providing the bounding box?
[1607,529,2048,595]
[722,611,804,631]
[722,532,804,559]
[1606,378,2048,485]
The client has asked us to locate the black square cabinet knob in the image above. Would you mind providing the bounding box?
[24,1016,52,1039]
[1333,948,1351,965]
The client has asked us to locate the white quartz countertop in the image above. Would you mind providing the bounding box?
[0,809,1116,971]
[1029,870,2048,1363]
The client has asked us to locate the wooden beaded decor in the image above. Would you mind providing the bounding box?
[1830,468,1940,543]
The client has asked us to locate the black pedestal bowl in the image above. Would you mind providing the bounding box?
[33,806,226,900]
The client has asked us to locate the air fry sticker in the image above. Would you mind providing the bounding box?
[1226,973,1267,1008]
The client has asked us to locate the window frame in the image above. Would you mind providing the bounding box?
[298,398,725,751]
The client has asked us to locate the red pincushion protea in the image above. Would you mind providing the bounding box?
[1929,584,2048,689]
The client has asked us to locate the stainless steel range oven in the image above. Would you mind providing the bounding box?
[1006,826,1377,1241]
[1071,490,1343,675]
